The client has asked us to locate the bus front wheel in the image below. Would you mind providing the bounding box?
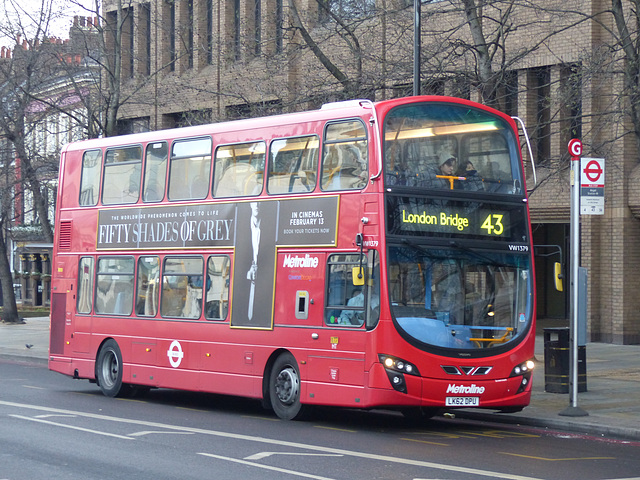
[269,352,307,420]
[96,339,129,397]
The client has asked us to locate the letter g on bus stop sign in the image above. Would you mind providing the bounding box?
[568,139,582,158]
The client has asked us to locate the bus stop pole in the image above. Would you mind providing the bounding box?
[560,147,588,417]
[413,0,421,96]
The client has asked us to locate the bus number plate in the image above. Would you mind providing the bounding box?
[445,397,479,406]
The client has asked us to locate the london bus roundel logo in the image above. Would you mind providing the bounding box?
[167,340,184,368]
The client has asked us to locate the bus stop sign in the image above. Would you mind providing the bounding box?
[580,158,605,215]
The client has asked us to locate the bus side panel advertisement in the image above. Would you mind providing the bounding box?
[96,197,339,250]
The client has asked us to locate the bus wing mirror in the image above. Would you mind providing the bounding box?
[554,262,563,292]
[352,266,365,286]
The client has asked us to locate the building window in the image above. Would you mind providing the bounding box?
[234,0,241,60]
[143,3,151,75]
[187,0,194,69]
[503,70,518,117]
[207,0,214,64]
[533,67,551,165]
[255,0,262,55]
[275,0,283,54]
[169,0,176,71]
[562,64,582,141]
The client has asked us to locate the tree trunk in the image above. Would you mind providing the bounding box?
[0,228,19,323]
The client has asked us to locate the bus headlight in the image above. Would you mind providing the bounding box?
[510,359,535,377]
[509,359,535,394]
[378,354,420,376]
[379,354,420,394]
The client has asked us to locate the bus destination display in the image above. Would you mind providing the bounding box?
[387,197,517,239]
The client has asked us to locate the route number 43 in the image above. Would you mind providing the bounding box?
[481,214,504,235]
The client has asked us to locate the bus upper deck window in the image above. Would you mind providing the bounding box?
[213,141,266,197]
[102,146,143,205]
[79,150,102,206]
[267,136,318,194]
[143,142,168,202]
[168,137,212,201]
[321,120,368,191]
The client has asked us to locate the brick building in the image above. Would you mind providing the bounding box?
[101,0,640,344]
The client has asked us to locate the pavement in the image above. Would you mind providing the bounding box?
[2,316,640,441]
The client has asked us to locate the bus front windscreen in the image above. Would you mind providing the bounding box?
[384,103,523,194]
[388,245,532,351]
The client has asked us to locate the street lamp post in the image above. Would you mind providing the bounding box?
[414,0,421,96]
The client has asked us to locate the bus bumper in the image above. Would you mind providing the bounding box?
[367,362,532,409]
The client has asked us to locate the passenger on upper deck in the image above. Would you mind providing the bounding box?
[420,156,458,189]
[456,160,484,191]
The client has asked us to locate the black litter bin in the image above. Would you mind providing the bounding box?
[544,327,586,393]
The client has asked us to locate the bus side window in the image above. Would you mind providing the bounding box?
[143,142,168,202]
[77,257,94,313]
[161,257,204,319]
[205,255,231,321]
[321,120,368,191]
[79,150,102,206]
[267,136,319,194]
[95,257,135,315]
[213,141,266,197]
[136,256,160,316]
[168,137,212,201]
[325,254,366,326]
[366,250,381,329]
[102,146,143,205]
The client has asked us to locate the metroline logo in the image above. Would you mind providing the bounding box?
[282,254,319,268]
[446,384,485,394]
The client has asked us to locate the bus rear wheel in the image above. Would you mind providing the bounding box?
[269,352,307,420]
[96,339,130,397]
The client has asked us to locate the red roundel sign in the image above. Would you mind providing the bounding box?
[568,139,582,157]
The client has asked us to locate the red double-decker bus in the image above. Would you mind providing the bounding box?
[49,96,536,420]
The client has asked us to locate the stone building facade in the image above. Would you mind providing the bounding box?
[101,0,640,344]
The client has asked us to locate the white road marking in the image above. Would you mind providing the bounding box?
[129,431,195,437]
[244,452,343,461]
[0,400,548,479]
[9,414,134,440]
[35,414,76,419]
[198,453,336,480]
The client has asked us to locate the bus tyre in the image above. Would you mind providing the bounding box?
[269,353,306,420]
[96,339,129,397]
[401,407,440,421]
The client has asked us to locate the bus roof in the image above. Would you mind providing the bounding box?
[61,96,508,154]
